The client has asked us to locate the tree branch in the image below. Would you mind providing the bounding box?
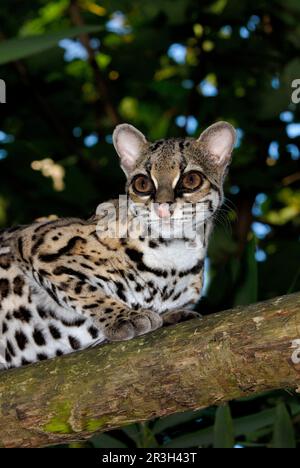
[0,293,300,448]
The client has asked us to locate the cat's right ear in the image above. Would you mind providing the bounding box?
[113,124,148,175]
[197,121,236,168]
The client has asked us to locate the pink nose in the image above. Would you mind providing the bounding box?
[156,203,171,218]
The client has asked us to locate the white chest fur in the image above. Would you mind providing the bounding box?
[143,239,206,272]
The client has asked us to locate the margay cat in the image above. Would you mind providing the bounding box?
[0,121,236,369]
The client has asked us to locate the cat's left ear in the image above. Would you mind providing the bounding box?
[197,121,236,167]
[113,124,148,175]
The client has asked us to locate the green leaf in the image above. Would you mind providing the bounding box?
[136,423,158,448]
[152,410,204,435]
[272,404,296,448]
[214,405,235,449]
[118,423,159,448]
[0,26,102,65]
[208,0,228,14]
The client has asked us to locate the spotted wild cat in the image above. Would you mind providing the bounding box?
[0,121,236,369]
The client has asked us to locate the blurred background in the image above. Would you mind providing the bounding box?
[0,0,300,449]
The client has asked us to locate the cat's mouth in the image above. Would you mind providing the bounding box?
[132,204,209,222]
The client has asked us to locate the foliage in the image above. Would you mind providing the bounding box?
[0,0,299,449]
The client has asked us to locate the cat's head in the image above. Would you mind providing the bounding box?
[113,122,236,237]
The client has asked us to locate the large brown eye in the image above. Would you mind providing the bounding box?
[132,175,154,195]
[182,172,203,191]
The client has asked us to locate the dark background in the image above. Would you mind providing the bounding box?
[0,0,299,448]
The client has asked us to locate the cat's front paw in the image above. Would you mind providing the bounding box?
[104,309,163,342]
[162,309,202,326]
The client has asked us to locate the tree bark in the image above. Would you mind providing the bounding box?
[0,293,300,448]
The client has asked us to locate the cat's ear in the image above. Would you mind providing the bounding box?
[113,124,148,175]
[197,122,236,166]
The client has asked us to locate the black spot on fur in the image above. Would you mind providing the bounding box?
[88,326,99,339]
[75,282,84,294]
[33,329,46,346]
[2,321,7,333]
[39,236,86,263]
[149,241,158,249]
[38,269,50,278]
[21,358,31,366]
[179,260,204,278]
[173,292,182,301]
[13,276,25,296]
[37,353,47,361]
[37,307,47,319]
[95,274,109,283]
[31,237,45,256]
[69,336,80,350]
[115,282,126,302]
[126,249,169,278]
[84,303,99,310]
[13,307,32,323]
[0,256,11,270]
[0,278,10,299]
[49,325,61,339]
[53,266,88,282]
[125,248,143,264]
[34,220,53,234]
[60,317,86,327]
[56,349,63,356]
[80,263,94,271]
[15,330,28,351]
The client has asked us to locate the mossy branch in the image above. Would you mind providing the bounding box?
[0,293,300,448]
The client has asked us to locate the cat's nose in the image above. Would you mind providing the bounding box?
[155,203,173,218]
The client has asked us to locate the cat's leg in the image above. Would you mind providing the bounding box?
[86,296,163,342]
[162,309,202,326]
[30,272,163,342]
